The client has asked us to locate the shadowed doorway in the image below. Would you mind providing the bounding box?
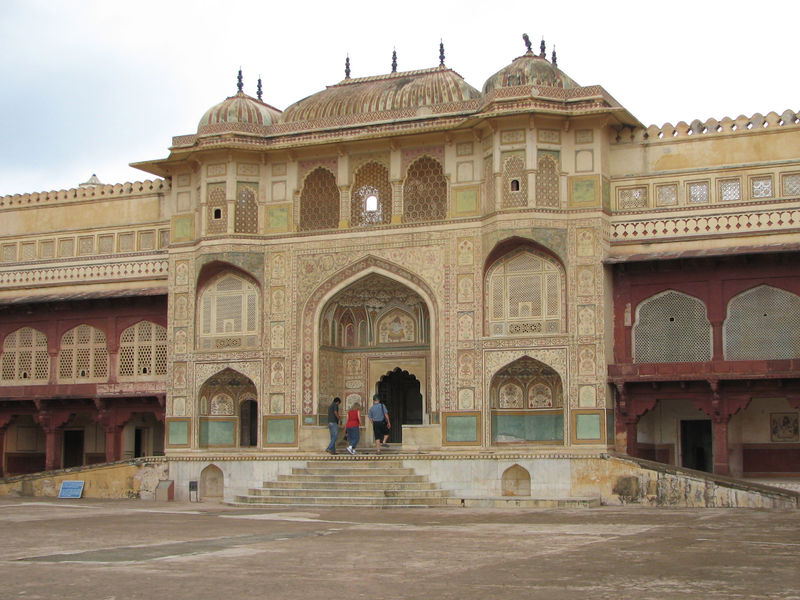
[376,368,423,443]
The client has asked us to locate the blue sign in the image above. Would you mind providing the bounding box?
[58,481,85,499]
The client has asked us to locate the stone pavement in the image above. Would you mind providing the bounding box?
[1,497,798,599]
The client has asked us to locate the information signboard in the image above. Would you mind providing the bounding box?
[58,480,85,499]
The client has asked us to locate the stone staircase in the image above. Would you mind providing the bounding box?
[232,458,454,508]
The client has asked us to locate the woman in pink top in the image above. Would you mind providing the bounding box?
[345,403,361,455]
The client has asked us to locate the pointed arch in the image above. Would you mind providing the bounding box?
[633,290,711,363]
[484,242,566,336]
[724,285,800,360]
[351,162,392,226]
[58,324,108,382]
[1,327,49,384]
[118,320,168,380]
[301,255,439,418]
[299,166,339,231]
[403,155,447,222]
[197,270,260,350]
[501,464,531,496]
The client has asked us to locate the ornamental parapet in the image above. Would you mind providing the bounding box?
[613,109,800,144]
[0,179,168,210]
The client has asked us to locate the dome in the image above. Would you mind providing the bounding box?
[282,67,481,124]
[198,92,282,131]
[482,49,579,95]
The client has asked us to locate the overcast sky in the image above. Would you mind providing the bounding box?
[1,0,796,196]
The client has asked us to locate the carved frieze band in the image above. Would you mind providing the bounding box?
[0,259,169,287]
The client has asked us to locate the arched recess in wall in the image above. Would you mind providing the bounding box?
[483,239,566,337]
[200,464,224,498]
[196,265,261,351]
[489,356,564,445]
[403,156,447,222]
[303,256,439,420]
[633,290,712,363]
[299,167,339,231]
[118,321,168,381]
[501,464,531,496]
[197,368,258,448]
[351,161,392,226]
[724,285,800,360]
[0,327,49,384]
[58,324,108,383]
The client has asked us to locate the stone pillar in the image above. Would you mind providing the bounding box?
[338,185,350,228]
[390,179,403,224]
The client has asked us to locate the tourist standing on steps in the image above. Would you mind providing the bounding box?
[326,397,341,455]
[345,402,361,455]
[368,395,390,454]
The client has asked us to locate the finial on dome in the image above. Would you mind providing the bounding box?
[439,40,445,66]
[540,38,546,57]
[523,33,532,54]
[257,76,263,101]
[391,49,397,73]
[345,55,351,79]
[551,46,557,67]
[237,68,243,93]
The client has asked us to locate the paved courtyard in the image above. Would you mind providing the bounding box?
[1,497,798,599]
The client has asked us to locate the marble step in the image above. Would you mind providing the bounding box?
[232,494,451,506]
[246,487,451,498]
[260,480,439,490]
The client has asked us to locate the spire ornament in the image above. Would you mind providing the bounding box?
[345,55,351,79]
[540,38,546,57]
[551,47,557,67]
[257,76,263,101]
[237,68,243,93]
[523,33,532,53]
[439,40,445,66]
[391,49,397,73]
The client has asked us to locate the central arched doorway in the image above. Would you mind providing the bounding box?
[376,367,423,443]
[317,272,431,435]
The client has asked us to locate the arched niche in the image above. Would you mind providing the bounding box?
[501,464,531,496]
[197,368,257,448]
[490,356,564,445]
[200,464,224,499]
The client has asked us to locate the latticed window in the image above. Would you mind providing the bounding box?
[299,168,339,231]
[486,249,564,336]
[724,285,800,360]
[198,274,259,350]
[403,157,447,223]
[720,179,741,201]
[206,183,227,234]
[234,184,258,233]
[783,173,800,197]
[58,324,108,382]
[501,155,527,208]
[536,154,559,207]
[618,187,648,209]
[119,321,168,380]
[633,291,711,363]
[687,182,709,204]
[751,176,773,199]
[1,327,49,384]
[351,162,391,226]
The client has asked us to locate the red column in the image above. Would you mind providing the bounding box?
[625,418,639,458]
[34,408,71,472]
[103,425,123,462]
[712,416,730,476]
[44,427,63,471]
